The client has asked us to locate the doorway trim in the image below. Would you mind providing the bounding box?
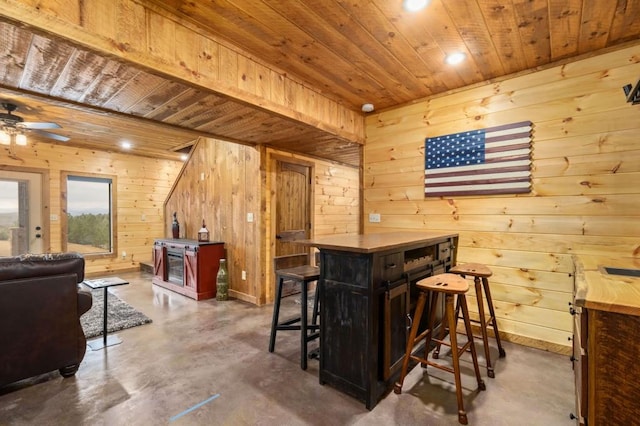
[265,152,315,304]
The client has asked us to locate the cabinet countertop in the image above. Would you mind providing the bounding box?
[301,231,458,253]
[574,255,640,316]
[154,238,224,246]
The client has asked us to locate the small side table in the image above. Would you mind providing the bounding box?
[83,277,129,350]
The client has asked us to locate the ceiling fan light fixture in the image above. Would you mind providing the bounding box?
[15,133,27,146]
[0,129,10,145]
[403,0,430,12]
[445,52,466,65]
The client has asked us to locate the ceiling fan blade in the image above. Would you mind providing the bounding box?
[20,121,62,129]
[33,129,70,142]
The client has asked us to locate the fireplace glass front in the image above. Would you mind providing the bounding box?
[166,248,184,286]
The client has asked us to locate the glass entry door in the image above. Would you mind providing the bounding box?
[0,170,44,256]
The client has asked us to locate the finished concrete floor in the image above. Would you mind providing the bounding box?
[0,271,575,425]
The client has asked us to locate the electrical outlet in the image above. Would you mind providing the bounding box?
[241,270,247,280]
[369,213,381,223]
[122,251,127,259]
[247,212,254,222]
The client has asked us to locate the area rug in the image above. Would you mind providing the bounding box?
[81,289,152,339]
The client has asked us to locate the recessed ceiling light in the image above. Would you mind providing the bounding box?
[403,0,430,12]
[121,141,132,149]
[361,103,375,113]
[445,52,466,65]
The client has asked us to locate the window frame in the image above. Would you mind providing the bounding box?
[61,171,117,259]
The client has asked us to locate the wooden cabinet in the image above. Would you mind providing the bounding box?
[573,257,640,425]
[310,232,458,410]
[152,238,225,300]
[572,305,640,425]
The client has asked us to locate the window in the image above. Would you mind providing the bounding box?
[62,173,116,257]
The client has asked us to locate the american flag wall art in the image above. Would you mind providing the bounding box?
[424,121,532,197]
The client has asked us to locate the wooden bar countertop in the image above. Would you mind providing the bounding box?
[574,255,640,317]
[302,231,458,253]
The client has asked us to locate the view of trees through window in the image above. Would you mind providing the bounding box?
[66,175,113,254]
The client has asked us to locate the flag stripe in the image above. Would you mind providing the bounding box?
[425,159,530,176]
[426,181,531,192]
[425,168,531,184]
[425,186,531,197]
[425,173,530,187]
[485,131,531,143]
[425,121,532,197]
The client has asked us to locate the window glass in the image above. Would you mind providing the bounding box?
[0,180,18,256]
[64,174,115,255]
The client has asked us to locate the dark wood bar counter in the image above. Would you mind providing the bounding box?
[304,231,458,409]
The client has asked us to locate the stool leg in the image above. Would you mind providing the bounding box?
[394,291,427,394]
[446,293,469,425]
[432,291,447,359]
[474,276,494,378]
[311,282,320,326]
[422,292,440,363]
[482,277,506,358]
[269,276,284,352]
[460,295,486,392]
[301,280,308,370]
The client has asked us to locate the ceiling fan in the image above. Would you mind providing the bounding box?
[0,102,70,144]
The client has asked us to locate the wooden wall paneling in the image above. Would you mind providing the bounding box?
[534,129,640,159]
[244,146,261,299]
[488,265,574,293]
[534,150,640,177]
[0,144,182,276]
[363,44,640,353]
[534,173,640,196]
[365,194,640,216]
[465,293,572,332]
[484,315,572,352]
[229,143,248,296]
[364,186,425,202]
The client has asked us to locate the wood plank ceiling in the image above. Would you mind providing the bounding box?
[1,0,640,166]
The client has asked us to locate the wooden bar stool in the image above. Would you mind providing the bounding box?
[443,263,506,378]
[268,254,320,370]
[394,273,485,425]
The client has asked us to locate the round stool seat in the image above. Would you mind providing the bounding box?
[450,263,492,278]
[417,273,469,294]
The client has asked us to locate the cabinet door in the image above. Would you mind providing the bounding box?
[383,279,410,381]
[184,249,198,290]
[320,279,369,390]
[153,244,166,280]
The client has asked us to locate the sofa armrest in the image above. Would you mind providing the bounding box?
[78,289,93,316]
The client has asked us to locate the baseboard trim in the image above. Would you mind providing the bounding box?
[228,290,257,305]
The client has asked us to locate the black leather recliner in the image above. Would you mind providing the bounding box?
[0,252,93,387]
